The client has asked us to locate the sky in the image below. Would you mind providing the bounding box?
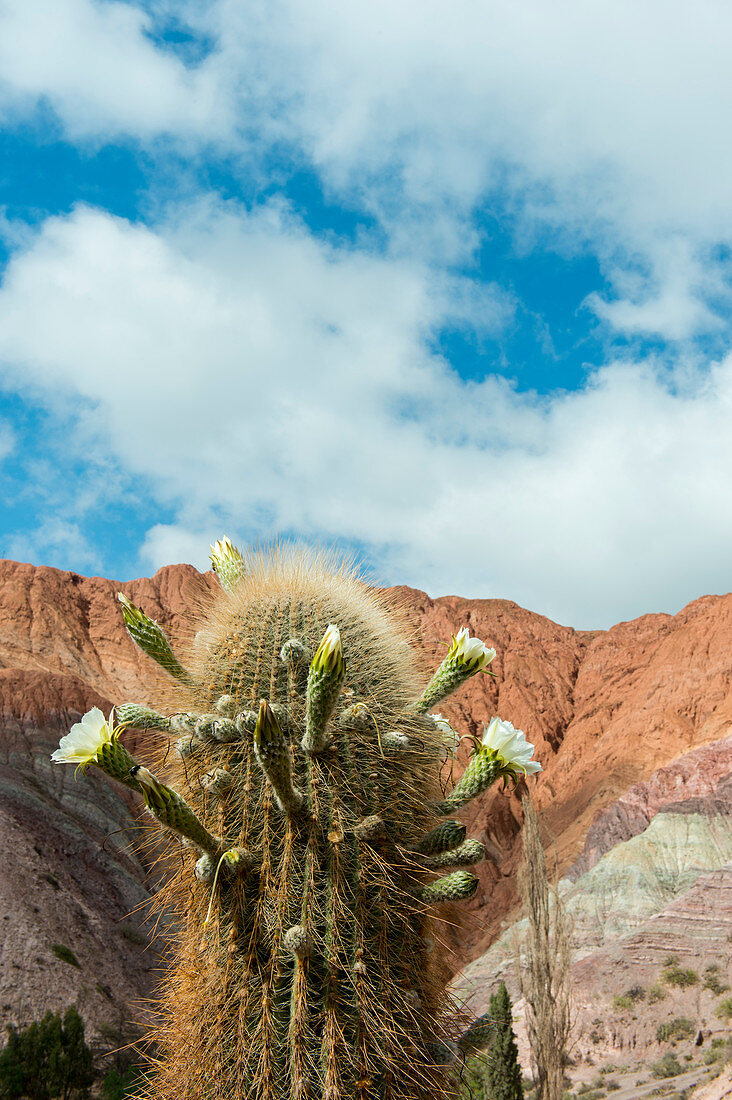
[1,0,731,630]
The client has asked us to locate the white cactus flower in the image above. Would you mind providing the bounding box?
[481,716,542,776]
[448,627,496,672]
[52,707,114,766]
[431,713,461,752]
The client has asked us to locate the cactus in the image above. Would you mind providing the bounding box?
[52,542,541,1100]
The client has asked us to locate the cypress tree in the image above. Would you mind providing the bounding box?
[485,983,524,1100]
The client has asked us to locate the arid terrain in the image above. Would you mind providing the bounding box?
[0,558,730,1082]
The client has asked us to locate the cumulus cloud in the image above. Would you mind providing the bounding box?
[3,1,732,338]
[5,517,103,572]
[587,238,732,341]
[0,0,223,139]
[0,202,730,628]
[178,0,732,329]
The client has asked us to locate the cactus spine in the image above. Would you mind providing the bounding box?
[53,543,541,1100]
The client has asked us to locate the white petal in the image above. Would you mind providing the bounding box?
[500,734,525,759]
[51,707,112,765]
[79,707,106,734]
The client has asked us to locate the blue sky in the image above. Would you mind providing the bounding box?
[1,0,732,629]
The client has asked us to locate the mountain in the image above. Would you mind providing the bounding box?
[454,739,732,1068]
[1,558,731,1054]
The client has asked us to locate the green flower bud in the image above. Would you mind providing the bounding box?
[302,624,346,753]
[130,765,219,855]
[419,838,485,870]
[115,703,171,731]
[254,700,303,813]
[117,593,193,685]
[414,820,466,856]
[419,870,479,904]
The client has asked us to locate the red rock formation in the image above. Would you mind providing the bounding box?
[1,559,731,1032]
[394,586,732,956]
[569,738,732,879]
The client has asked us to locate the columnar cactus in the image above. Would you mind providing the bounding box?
[52,543,541,1100]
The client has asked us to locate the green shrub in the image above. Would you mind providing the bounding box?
[50,944,79,968]
[704,1037,732,1066]
[0,1007,94,1099]
[651,1053,684,1078]
[648,985,667,1004]
[613,985,645,1011]
[98,1023,123,1044]
[703,966,730,996]
[100,1066,144,1100]
[656,1018,695,1043]
[119,924,146,947]
[663,963,699,988]
[715,996,732,1020]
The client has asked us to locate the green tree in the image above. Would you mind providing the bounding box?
[485,984,524,1100]
[58,1008,94,1100]
[0,1030,24,1100]
[0,1007,94,1100]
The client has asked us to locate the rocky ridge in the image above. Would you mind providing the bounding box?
[1,558,731,1046]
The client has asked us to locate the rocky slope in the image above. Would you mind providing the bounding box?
[454,739,732,1068]
[1,558,731,1046]
[0,669,165,1058]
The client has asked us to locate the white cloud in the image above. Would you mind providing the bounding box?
[3,2,732,337]
[5,517,103,571]
[0,202,731,628]
[0,0,223,139]
[587,238,731,341]
[140,523,212,572]
[201,0,732,327]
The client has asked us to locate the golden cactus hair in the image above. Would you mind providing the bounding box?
[57,539,539,1100]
